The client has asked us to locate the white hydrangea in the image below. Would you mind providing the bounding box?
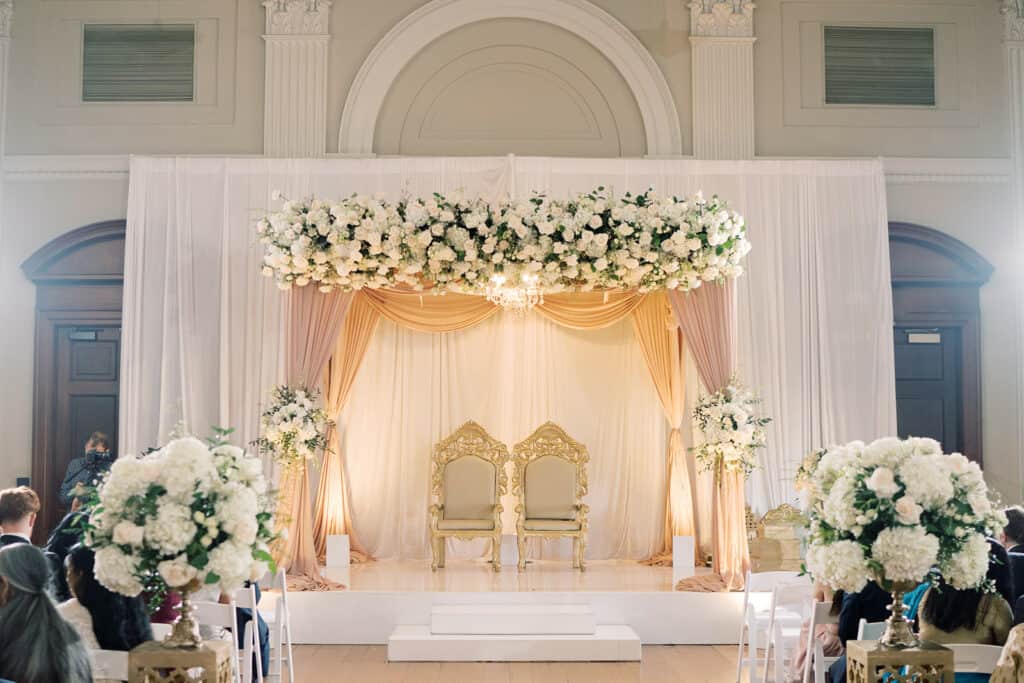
[144,503,198,555]
[823,472,861,532]
[806,540,871,593]
[95,546,143,596]
[207,541,256,594]
[871,526,939,583]
[898,455,954,510]
[940,533,991,590]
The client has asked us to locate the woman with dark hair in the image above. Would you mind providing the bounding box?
[0,543,92,683]
[919,541,1014,682]
[58,544,152,655]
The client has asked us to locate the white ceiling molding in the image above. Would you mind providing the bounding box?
[336,0,683,157]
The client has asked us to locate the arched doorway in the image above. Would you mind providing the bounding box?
[889,222,993,463]
[22,220,125,542]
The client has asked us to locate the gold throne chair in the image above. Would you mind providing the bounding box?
[512,422,589,571]
[428,420,510,571]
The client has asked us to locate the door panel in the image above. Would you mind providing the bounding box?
[894,326,962,454]
[53,325,120,520]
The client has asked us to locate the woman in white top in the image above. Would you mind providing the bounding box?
[59,544,153,681]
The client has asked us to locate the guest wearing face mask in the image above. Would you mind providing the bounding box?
[59,432,115,508]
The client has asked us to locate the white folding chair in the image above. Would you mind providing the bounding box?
[258,569,295,683]
[91,649,129,681]
[235,584,265,683]
[762,581,813,683]
[857,619,886,641]
[947,644,1003,675]
[802,601,840,683]
[194,600,242,683]
[149,622,173,641]
[735,570,807,683]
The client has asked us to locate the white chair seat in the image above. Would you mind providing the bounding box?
[437,518,494,530]
[523,519,581,531]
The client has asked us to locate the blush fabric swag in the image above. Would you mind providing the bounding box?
[304,286,734,582]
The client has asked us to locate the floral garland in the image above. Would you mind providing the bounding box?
[84,433,277,605]
[256,188,749,294]
[691,380,770,479]
[257,385,332,468]
[804,437,1005,594]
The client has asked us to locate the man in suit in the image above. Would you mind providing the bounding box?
[1001,506,1024,600]
[828,582,895,683]
[0,486,40,548]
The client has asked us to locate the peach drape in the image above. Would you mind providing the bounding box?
[536,291,647,329]
[360,288,498,332]
[631,291,699,566]
[668,282,750,592]
[313,293,381,564]
[274,286,353,590]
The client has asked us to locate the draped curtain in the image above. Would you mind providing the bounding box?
[121,156,895,586]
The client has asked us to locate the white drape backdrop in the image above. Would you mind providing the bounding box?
[121,156,896,543]
[341,312,665,561]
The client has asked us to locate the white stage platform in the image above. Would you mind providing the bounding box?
[277,560,752,647]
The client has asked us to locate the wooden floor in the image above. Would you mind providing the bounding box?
[293,644,749,682]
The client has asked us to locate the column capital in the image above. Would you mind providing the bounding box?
[688,0,755,39]
[0,1,13,39]
[263,0,331,36]
[1003,0,1024,43]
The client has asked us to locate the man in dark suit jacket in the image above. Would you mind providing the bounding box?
[828,582,894,683]
[0,486,40,549]
[1001,506,1024,600]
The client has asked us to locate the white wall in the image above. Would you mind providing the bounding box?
[0,0,1021,503]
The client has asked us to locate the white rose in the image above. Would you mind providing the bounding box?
[893,496,923,525]
[158,556,199,588]
[865,467,899,499]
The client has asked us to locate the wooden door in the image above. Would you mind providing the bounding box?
[893,326,962,454]
[52,325,121,517]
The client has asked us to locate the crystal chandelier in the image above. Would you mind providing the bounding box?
[485,273,544,312]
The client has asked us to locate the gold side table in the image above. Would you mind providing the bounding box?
[129,640,233,683]
[847,640,954,683]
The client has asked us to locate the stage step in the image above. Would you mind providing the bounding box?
[388,624,642,662]
[430,604,596,635]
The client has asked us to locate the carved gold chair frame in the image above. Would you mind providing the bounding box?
[428,420,510,571]
[511,421,589,571]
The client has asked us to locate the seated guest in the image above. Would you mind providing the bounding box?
[0,544,92,683]
[59,432,115,508]
[0,485,40,548]
[58,544,152,656]
[919,584,1011,682]
[1002,506,1024,599]
[828,581,895,683]
[45,506,86,602]
[788,583,843,683]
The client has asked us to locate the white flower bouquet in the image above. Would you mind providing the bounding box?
[257,385,332,469]
[256,188,750,294]
[691,380,770,479]
[804,437,1005,595]
[84,433,277,608]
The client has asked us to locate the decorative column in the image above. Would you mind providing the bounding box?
[689,0,756,159]
[262,0,331,157]
[1002,0,1024,491]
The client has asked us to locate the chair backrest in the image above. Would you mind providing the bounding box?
[194,600,237,630]
[947,644,1003,674]
[512,422,588,521]
[432,421,508,519]
[772,581,814,617]
[810,600,840,627]
[234,583,259,611]
[858,619,886,640]
[91,649,129,681]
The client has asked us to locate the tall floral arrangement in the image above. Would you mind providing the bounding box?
[84,434,277,605]
[691,380,770,479]
[803,437,1004,594]
[257,385,332,469]
[256,188,750,294]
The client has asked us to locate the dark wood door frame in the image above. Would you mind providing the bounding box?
[889,221,993,464]
[22,220,125,542]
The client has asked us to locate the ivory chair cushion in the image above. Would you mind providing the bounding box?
[443,455,496,520]
[524,455,577,520]
[437,519,495,531]
[523,519,581,532]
